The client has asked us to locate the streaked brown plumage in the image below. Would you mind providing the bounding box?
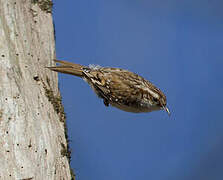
[47,60,170,115]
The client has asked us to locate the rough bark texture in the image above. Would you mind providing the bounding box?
[0,0,72,179]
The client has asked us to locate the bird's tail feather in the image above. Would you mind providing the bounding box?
[47,59,85,77]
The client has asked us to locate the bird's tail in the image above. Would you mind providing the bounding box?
[47,59,86,77]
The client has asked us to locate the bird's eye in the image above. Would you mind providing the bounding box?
[152,97,159,103]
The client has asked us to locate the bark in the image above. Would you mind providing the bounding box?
[0,0,73,179]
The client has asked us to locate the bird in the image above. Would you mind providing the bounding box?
[47,59,170,115]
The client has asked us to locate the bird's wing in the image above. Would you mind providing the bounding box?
[83,68,145,105]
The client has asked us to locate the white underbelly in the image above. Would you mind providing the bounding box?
[110,102,161,113]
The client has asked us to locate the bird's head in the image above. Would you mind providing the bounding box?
[148,88,170,116]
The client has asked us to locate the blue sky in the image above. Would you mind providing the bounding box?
[53,0,223,179]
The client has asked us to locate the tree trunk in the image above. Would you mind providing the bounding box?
[0,0,73,179]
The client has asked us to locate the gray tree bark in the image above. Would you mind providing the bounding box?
[0,0,73,179]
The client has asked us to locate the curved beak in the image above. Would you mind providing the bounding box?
[163,106,170,116]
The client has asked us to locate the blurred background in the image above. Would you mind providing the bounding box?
[53,0,223,179]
